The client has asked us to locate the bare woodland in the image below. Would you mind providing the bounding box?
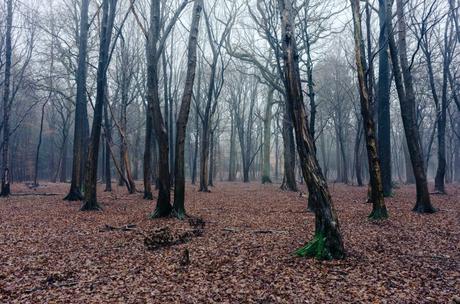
[0,0,459,302]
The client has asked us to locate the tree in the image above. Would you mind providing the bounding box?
[350,0,388,219]
[278,0,344,260]
[64,0,90,201]
[199,6,234,192]
[1,0,13,196]
[261,88,274,183]
[377,0,392,197]
[387,0,436,213]
[81,0,118,211]
[173,0,203,219]
[145,0,188,217]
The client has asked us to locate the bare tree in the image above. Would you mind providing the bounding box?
[350,0,388,219]
[173,0,203,219]
[278,0,344,260]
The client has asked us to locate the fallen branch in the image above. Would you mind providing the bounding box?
[100,224,137,232]
[223,227,289,234]
[11,193,59,197]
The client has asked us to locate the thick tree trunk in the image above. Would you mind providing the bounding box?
[103,103,112,192]
[434,25,451,194]
[64,0,90,201]
[377,0,392,197]
[387,0,435,213]
[228,111,236,181]
[209,130,215,186]
[148,0,172,218]
[281,108,298,191]
[262,88,274,184]
[354,119,364,186]
[199,121,210,192]
[143,111,154,199]
[351,0,388,219]
[173,0,202,218]
[81,0,118,211]
[278,0,344,259]
[1,0,13,197]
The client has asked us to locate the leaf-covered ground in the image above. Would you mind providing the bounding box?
[0,181,458,303]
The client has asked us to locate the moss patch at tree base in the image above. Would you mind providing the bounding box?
[412,203,437,214]
[295,233,341,260]
[172,208,186,220]
[368,207,389,220]
[261,176,272,184]
[149,206,172,219]
[63,189,83,201]
[80,202,103,211]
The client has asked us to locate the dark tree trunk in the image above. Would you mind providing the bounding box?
[64,0,90,201]
[434,22,452,194]
[209,130,215,186]
[281,107,298,192]
[377,0,392,197]
[354,118,364,186]
[34,101,48,187]
[143,110,154,199]
[173,0,202,219]
[1,0,13,197]
[278,0,345,260]
[81,0,118,211]
[262,88,274,184]
[103,103,112,192]
[351,0,388,219]
[387,0,436,213]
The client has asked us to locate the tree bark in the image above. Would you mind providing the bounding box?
[387,0,436,213]
[262,88,274,184]
[351,0,388,219]
[278,0,345,259]
[173,0,202,219]
[377,0,392,197]
[64,0,90,201]
[81,0,118,211]
[1,0,13,197]
[280,108,298,192]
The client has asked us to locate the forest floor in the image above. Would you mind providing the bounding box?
[0,181,458,303]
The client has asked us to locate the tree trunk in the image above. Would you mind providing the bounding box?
[1,0,13,197]
[173,0,202,218]
[351,0,388,219]
[64,0,90,201]
[434,22,452,194]
[278,0,344,259]
[281,107,298,191]
[262,88,274,183]
[103,103,112,192]
[354,119,364,186]
[81,0,118,211]
[209,130,215,186]
[377,0,392,197]
[387,0,435,213]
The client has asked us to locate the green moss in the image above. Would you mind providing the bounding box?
[295,233,333,260]
[172,208,186,220]
[368,207,389,220]
[261,176,272,184]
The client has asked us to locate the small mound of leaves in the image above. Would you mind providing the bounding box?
[144,218,205,250]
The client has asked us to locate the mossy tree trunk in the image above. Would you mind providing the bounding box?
[278,0,345,260]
